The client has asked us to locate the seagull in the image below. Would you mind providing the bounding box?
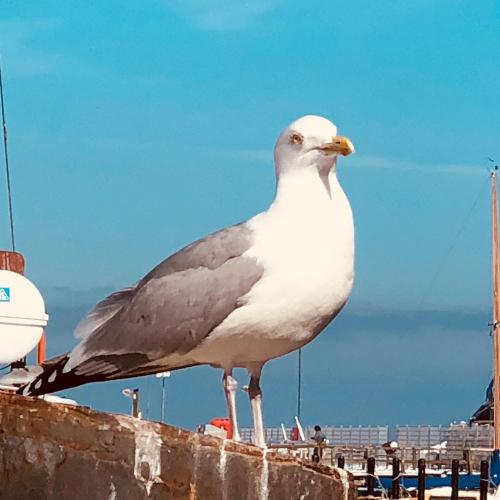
[17,115,355,448]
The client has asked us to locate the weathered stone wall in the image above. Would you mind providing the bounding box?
[0,391,355,500]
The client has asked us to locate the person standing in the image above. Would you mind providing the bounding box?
[311,425,326,463]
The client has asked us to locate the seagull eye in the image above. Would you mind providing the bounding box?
[289,133,303,146]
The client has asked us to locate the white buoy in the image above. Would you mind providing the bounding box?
[0,270,48,364]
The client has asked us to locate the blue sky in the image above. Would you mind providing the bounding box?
[1,1,499,430]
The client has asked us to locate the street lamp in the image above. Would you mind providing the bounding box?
[122,388,140,418]
[155,371,171,423]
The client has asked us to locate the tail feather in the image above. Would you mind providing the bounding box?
[18,353,200,397]
[18,354,109,396]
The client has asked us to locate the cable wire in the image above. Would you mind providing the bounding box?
[0,57,16,251]
[418,176,489,308]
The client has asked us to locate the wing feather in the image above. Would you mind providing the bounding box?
[74,287,135,340]
[67,223,263,374]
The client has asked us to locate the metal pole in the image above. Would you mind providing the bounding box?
[297,348,302,420]
[392,457,400,499]
[0,57,16,251]
[417,458,425,500]
[161,376,166,423]
[480,459,489,500]
[132,388,139,418]
[366,456,375,496]
[451,459,459,500]
[37,332,46,364]
[492,170,500,450]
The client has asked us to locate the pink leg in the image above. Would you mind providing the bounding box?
[223,370,241,441]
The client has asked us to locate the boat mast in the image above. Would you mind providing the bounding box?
[0,57,16,251]
[491,168,500,449]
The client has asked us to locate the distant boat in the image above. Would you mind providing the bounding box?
[471,379,493,424]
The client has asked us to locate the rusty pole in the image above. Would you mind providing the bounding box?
[451,459,459,500]
[392,457,400,499]
[480,459,489,500]
[492,170,500,449]
[417,458,425,500]
[366,456,375,496]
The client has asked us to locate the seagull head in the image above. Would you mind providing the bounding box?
[274,115,354,176]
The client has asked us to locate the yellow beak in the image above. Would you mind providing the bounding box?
[317,136,355,156]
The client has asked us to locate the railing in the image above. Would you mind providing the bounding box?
[240,425,389,445]
[317,425,389,446]
[396,423,493,449]
[240,423,493,449]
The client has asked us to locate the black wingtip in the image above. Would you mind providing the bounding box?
[18,355,74,396]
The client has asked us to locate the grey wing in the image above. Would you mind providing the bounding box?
[74,287,135,340]
[69,223,263,376]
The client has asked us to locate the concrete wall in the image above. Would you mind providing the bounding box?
[0,391,355,500]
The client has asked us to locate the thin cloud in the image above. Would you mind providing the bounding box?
[164,0,281,31]
[0,19,91,78]
[1,19,63,77]
[222,148,271,162]
[224,149,486,176]
[354,155,486,177]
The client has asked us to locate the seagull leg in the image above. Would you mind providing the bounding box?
[248,366,265,448]
[223,369,241,441]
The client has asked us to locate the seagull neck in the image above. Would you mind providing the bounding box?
[272,167,342,211]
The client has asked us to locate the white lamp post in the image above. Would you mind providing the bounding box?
[122,388,140,418]
[155,371,171,423]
